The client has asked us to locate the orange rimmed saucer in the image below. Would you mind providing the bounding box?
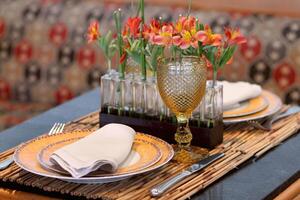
[38,137,162,176]
[14,132,174,184]
[223,95,268,118]
[223,90,282,124]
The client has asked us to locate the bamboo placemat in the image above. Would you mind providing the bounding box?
[0,111,300,200]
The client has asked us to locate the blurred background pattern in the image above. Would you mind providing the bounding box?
[0,0,299,130]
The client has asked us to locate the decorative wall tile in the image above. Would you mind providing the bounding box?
[0,0,299,107]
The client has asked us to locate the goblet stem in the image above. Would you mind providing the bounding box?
[173,115,209,164]
[175,117,192,149]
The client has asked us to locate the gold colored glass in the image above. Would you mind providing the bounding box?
[157,56,208,163]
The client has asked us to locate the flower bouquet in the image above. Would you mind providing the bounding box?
[88,0,246,149]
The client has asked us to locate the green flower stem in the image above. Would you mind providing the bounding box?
[106,57,112,73]
[140,0,146,81]
[187,0,192,16]
[113,9,125,79]
[141,40,146,81]
[207,66,218,127]
[212,68,217,88]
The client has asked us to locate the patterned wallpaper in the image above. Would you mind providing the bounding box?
[0,0,299,106]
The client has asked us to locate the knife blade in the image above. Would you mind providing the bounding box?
[150,153,224,197]
[0,156,14,170]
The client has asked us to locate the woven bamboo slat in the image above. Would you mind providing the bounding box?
[0,111,299,200]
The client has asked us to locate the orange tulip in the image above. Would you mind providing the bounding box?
[180,28,205,49]
[198,25,222,46]
[153,24,175,46]
[143,19,161,43]
[175,16,196,33]
[224,27,246,45]
[87,21,100,43]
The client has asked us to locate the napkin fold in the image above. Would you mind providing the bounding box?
[221,81,262,111]
[50,123,136,178]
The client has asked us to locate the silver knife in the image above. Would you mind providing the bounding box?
[0,156,13,170]
[150,153,225,197]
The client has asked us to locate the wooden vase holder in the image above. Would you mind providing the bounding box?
[99,111,223,149]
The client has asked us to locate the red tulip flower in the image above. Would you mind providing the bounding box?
[143,19,161,43]
[123,17,142,38]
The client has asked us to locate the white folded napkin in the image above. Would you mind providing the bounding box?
[50,123,136,178]
[221,81,262,111]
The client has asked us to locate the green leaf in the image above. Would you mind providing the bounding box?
[218,46,236,68]
[149,46,163,71]
[204,46,217,66]
[202,45,214,51]
[199,23,204,30]
[131,40,141,51]
[126,50,142,66]
[105,31,112,42]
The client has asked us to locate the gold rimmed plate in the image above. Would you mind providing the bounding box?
[13,131,174,184]
[223,95,268,118]
[223,90,282,124]
[37,137,162,177]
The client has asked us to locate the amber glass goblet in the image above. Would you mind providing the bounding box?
[157,56,208,163]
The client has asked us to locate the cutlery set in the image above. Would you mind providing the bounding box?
[0,106,299,196]
[248,106,300,131]
[0,123,65,171]
[150,153,225,196]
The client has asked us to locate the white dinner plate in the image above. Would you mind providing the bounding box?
[13,131,174,184]
[223,90,282,124]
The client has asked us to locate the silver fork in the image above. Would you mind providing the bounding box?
[248,106,300,131]
[0,123,65,170]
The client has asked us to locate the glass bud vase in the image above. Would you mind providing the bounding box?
[132,76,146,118]
[145,76,158,120]
[100,71,117,114]
[100,58,118,114]
[110,76,124,116]
[198,80,223,128]
[123,75,133,116]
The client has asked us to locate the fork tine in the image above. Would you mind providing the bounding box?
[60,123,66,132]
[247,120,268,131]
[49,123,58,135]
[54,123,63,134]
[51,123,61,135]
[57,123,65,133]
[52,123,61,135]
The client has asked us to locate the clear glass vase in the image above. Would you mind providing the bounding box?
[145,76,159,120]
[132,76,146,118]
[110,74,134,116]
[197,80,223,128]
[100,71,118,114]
[100,58,118,114]
[122,75,134,116]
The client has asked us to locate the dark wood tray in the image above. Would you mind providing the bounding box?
[99,112,223,149]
